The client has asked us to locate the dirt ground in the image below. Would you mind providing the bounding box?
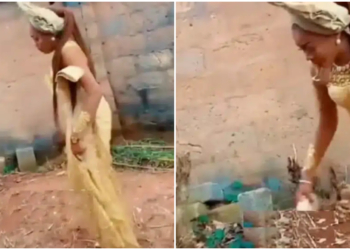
[0,170,174,248]
[274,207,350,248]
[176,2,350,185]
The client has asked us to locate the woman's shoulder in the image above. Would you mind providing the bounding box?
[61,40,87,65]
[63,39,79,48]
[62,39,85,55]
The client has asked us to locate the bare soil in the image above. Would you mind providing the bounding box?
[0,170,174,248]
[273,208,350,248]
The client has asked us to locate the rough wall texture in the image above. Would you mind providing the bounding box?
[0,2,174,148]
[176,3,350,185]
[83,2,174,132]
[0,3,53,144]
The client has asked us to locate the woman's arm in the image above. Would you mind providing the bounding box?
[61,44,102,122]
[305,82,338,179]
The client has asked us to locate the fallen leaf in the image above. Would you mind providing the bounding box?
[317,238,326,244]
[335,238,346,245]
[316,218,326,224]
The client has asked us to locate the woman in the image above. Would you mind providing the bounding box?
[270,2,350,205]
[17,3,139,248]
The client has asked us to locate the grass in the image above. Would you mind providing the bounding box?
[111,138,174,170]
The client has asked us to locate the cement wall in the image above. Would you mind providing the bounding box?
[0,2,174,149]
[176,3,350,185]
[81,2,174,133]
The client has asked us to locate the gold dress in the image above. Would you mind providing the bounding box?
[45,41,139,248]
[328,63,350,108]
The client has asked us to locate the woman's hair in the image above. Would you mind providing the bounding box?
[47,7,96,126]
[335,2,349,11]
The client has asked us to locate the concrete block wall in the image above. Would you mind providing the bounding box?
[176,2,350,184]
[0,2,174,147]
[84,2,174,133]
[0,3,54,144]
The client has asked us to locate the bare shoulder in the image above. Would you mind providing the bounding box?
[61,40,87,66]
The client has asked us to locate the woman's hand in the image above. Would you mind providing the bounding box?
[71,140,85,161]
[296,182,314,203]
[296,174,315,204]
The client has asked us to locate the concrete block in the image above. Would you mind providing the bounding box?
[101,37,118,60]
[238,187,273,212]
[145,26,174,52]
[187,182,224,203]
[208,203,243,224]
[0,156,5,174]
[222,181,256,203]
[100,15,128,37]
[136,49,173,71]
[123,2,148,12]
[64,2,81,7]
[166,68,174,81]
[16,147,37,172]
[81,3,96,23]
[163,74,174,93]
[114,34,146,57]
[177,202,208,223]
[94,3,127,23]
[168,4,174,25]
[128,12,146,35]
[142,5,171,31]
[108,56,136,79]
[89,41,104,57]
[86,22,99,41]
[127,71,168,91]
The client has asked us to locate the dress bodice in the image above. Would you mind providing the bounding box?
[327,64,350,109]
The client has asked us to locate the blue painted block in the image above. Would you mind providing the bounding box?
[238,188,273,211]
[243,221,254,228]
[63,2,81,7]
[263,177,282,192]
[241,241,255,248]
[188,182,224,203]
[223,181,258,203]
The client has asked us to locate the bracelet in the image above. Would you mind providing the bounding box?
[299,179,312,184]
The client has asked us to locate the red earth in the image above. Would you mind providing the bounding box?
[0,169,174,248]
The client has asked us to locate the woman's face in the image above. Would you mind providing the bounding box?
[29,26,56,54]
[292,25,339,68]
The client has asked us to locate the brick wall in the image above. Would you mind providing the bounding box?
[0,2,174,148]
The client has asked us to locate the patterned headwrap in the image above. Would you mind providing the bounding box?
[17,2,64,35]
[270,2,350,35]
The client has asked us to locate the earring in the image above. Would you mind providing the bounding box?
[336,37,341,45]
[51,36,55,41]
